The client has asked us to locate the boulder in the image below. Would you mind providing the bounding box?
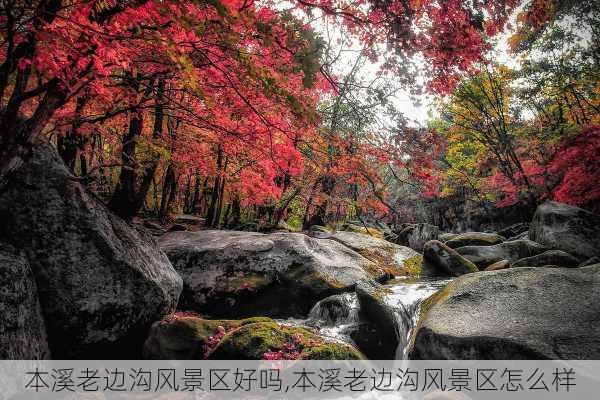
[0,143,183,358]
[496,222,529,239]
[579,257,600,267]
[160,230,380,318]
[437,233,459,243]
[409,266,600,359]
[484,260,510,271]
[507,231,529,241]
[422,241,479,277]
[208,320,364,360]
[530,201,600,260]
[455,239,547,269]
[307,294,354,325]
[353,281,400,359]
[445,232,506,248]
[0,245,50,359]
[143,314,272,359]
[329,231,421,278]
[511,250,580,269]
[408,224,440,252]
[394,223,417,246]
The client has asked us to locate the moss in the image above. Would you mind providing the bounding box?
[403,255,423,277]
[222,273,271,293]
[208,321,364,360]
[349,225,384,238]
[209,322,291,359]
[301,343,365,360]
[239,317,274,326]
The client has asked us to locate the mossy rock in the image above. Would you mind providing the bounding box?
[403,255,423,276]
[209,321,364,360]
[422,240,479,276]
[302,343,365,360]
[339,223,384,238]
[143,315,275,359]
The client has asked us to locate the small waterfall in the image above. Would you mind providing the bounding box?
[308,293,359,325]
[279,279,451,360]
[385,279,452,359]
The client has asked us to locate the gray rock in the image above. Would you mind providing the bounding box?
[408,223,440,252]
[0,245,50,359]
[530,201,600,260]
[308,294,354,325]
[579,257,600,267]
[496,222,529,238]
[353,281,400,359]
[423,240,479,276]
[511,250,580,269]
[409,266,600,359]
[445,232,506,248]
[507,230,529,241]
[0,143,183,358]
[484,259,510,271]
[159,230,379,318]
[394,223,417,246]
[438,233,459,243]
[329,231,420,278]
[455,239,547,269]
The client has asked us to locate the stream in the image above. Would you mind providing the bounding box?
[280,277,452,359]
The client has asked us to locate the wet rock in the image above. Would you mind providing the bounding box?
[511,250,580,269]
[409,266,600,359]
[445,232,506,248]
[160,230,380,318]
[0,143,183,358]
[484,259,510,271]
[0,245,50,359]
[353,281,400,360]
[329,231,421,278]
[422,240,479,276]
[209,320,364,360]
[530,201,600,260]
[308,294,354,325]
[455,239,547,269]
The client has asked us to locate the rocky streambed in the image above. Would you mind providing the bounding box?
[1,143,600,361]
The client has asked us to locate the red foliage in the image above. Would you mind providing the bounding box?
[203,325,228,359]
[549,126,600,212]
[482,126,600,212]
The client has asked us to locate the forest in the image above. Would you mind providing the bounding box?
[0,0,597,230]
[1,0,600,369]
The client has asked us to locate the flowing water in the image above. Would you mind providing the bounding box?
[280,278,452,359]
